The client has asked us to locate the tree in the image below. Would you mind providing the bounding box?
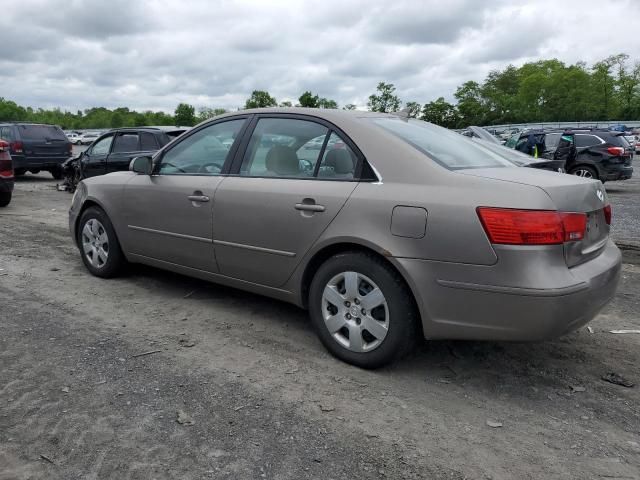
[404,101,422,118]
[368,82,401,112]
[343,104,357,110]
[454,81,485,126]
[244,90,277,109]
[197,107,227,122]
[318,98,338,109]
[174,103,196,126]
[298,91,319,108]
[421,97,459,128]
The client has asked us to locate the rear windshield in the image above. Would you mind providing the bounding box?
[369,118,515,170]
[18,124,67,141]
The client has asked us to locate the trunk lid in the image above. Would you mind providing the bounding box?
[460,167,610,267]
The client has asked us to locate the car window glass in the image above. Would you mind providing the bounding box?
[18,124,67,141]
[575,135,601,148]
[317,132,357,179]
[90,135,114,155]
[140,132,158,151]
[240,118,328,177]
[112,133,139,153]
[0,127,13,141]
[158,119,245,175]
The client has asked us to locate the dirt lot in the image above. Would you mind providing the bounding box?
[1,171,639,480]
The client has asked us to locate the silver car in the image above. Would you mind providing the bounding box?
[69,109,621,368]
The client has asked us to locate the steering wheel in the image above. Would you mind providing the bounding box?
[299,158,314,172]
[198,162,224,173]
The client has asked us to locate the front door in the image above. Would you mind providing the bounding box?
[120,119,248,272]
[81,134,113,178]
[213,117,359,287]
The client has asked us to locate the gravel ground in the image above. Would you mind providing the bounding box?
[1,172,639,480]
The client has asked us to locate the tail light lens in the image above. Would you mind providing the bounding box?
[604,204,612,225]
[477,208,587,245]
[11,140,23,153]
[0,141,13,178]
[606,146,625,156]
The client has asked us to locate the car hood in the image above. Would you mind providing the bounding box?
[458,167,607,212]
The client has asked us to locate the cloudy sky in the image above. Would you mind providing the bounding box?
[1,0,639,113]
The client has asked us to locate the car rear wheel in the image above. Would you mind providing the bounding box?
[14,169,26,176]
[0,191,11,207]
[77,207,125,278]
[51,168,63,180]
[309,251,418,368]
[570,166,598,180]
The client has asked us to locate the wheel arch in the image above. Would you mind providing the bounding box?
[297,240,424,337]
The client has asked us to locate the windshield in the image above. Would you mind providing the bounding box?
[370,118,516,170]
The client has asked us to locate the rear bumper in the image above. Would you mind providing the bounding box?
[396,240,621,341]
[603,165,633,181]
[0,178,14,192]
[11,154,69,170]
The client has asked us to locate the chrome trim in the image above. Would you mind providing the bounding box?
[213,239,296,257]
[128,225,211,243]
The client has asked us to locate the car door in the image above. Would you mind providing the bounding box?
[212,116,359,288]
[107,131,158,173]
[120,118,248,272]
[81,134,114,178]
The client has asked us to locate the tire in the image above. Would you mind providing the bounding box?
[29,169,40,174]
[77,207,126,278]
[14,169,26,176]
[308,251,419,369]
[570,165,598,180]
[51,168,63,180]
[0,191,11,207]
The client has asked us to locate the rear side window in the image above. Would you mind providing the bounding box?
[608,135,629,148]
[139,132,158,151]
[112,134,139,153]
[18,124,67,141]
[0,127,13,141]
[370,118,514,170]
[575,135,602,148]
[544,133,560,151]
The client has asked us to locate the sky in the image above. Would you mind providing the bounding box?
[1,0,639,114]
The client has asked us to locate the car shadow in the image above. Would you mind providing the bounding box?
[13,174,57,183]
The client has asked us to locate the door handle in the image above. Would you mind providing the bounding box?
[188,195,210,203]
[295,203,325,212]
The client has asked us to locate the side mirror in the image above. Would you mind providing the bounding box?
[130,155,153,175]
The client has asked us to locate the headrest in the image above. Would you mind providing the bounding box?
[325,148,354,174]
[265,145,299,175]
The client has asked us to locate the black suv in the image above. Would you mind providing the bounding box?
[61,127,187,191]
[0,140,14,207]
[506,128,633,182]
[0,123,72,179]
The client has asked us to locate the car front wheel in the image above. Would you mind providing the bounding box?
[77,207,125,278]
[309,251,418,368]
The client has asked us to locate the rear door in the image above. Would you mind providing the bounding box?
[17,124,70,162]
[81,134,114,178]
[212,116,359,287]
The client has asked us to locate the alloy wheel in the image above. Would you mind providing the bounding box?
[573,168,594,178]
[321,271,389,352]
[81,219,109,269]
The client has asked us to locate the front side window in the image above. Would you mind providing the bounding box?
[112,133,139,153]
[370,118,515,170]
[157,119,245,175]
[240,118,328,178]
[90,135,114,155]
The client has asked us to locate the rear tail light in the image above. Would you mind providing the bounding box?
[477,208,586,245]
[606,146,625,156]
[604,204,612,225]
[10,140,23,153]
[0,141,13,178]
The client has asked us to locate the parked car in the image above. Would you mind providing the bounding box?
[69,109,620,368]
[623,135,637,154]
[0,140,14,207]
[465,127,566,173]
[507,128,633,182]
[61,127,189,192]
[74,132,101,145]
[0,123,72,179]
[66,132,81,142]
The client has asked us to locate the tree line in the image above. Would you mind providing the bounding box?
[0,54,638,129]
